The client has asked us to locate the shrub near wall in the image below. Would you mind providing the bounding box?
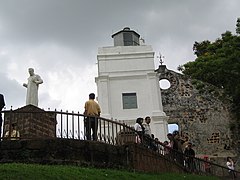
[0,139,128,168]
[0,139,185,174]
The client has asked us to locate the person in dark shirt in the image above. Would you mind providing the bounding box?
[172,130,184,165]
[184,142,195,171]
[0,94,5,138]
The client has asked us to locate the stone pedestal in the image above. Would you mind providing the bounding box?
[3,105,57,139]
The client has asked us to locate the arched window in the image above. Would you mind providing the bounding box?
[168,123,179,133]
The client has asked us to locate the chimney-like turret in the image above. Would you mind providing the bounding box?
[112,27,140,46]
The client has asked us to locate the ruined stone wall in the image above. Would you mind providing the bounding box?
[157,67,236,158]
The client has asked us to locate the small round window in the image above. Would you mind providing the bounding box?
[159,79,171,90]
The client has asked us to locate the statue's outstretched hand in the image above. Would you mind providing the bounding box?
[35,80,43,85]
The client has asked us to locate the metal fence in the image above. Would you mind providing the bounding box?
[153,142,240,178]
[0,109,239,178]
[0,109,136,144]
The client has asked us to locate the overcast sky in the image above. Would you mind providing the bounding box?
[0,0,239,113]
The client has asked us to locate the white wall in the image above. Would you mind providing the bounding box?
[96,44,168,141]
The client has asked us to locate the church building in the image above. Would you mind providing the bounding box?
[95,27,168,141]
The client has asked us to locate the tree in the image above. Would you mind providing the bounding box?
[236,18,240,35]
[180,18,240,120]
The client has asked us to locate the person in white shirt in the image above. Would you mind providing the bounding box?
[143,116,155,149]
[226,157,236,179]
[134,117,144,143]
[143,116,151,136]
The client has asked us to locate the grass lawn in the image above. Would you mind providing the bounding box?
[0,163,219,180]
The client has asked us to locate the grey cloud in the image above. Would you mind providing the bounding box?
[0,72,25,109]
[0,0,239,110]
[1,0,238,58]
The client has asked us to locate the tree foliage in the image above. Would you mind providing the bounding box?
[236,17,240,35]
[180,19,240,118]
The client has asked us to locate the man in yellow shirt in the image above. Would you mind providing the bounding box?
[84,93,101,141]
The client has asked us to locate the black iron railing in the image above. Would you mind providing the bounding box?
[1,109,136,144]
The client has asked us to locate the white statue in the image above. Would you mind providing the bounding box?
[23,68,43,106]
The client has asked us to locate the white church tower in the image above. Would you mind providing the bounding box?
[95,27,168,141]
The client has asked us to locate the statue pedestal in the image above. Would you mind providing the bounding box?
[3,105,57,139]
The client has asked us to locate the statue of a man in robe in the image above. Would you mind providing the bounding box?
[23,68,43,107]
